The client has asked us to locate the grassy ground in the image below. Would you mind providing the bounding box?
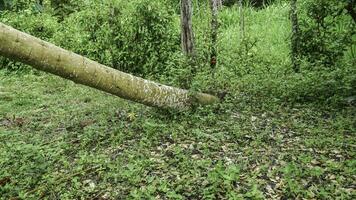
[0,70,355,199]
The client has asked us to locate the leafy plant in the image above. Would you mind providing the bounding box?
[52,0,179,77]
[298,0,355,68]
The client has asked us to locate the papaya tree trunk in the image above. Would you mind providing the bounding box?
[217,0,223,9]
[210,0,219,69]
[0,23,219,110]
[239,0,245,40]
[290,0,300,72]
[180,0,195,56]
[0,0,6,10]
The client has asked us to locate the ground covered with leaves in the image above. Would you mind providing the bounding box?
[0,71,355,199]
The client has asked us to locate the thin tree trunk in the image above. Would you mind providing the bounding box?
[0,23,219,110]
[195,0,200,16]
[210,0,219,69]
[217,0,223,9]
[180,0,195,56]
[290,0,300,72]
[239,0,245,40]
[0,0,4,10]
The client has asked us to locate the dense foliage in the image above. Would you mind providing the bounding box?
[53,0,179,77]
[1,0,354,104]
[298,0,355,68]
[223,0,277,8]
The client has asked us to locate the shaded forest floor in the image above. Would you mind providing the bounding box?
[0,71,355,199]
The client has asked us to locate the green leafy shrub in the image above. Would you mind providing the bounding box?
[298,0,355,68]
[223,0,277,8]
[49,0,83,21]
[123,0,180,76]
[282,62,356,105]
[53,0,180,77]
[0,0,32,11]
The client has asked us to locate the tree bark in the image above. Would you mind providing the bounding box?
[239,0,245,40]
[0,0,4,10]
[210,0,219,69]
[217,0,223,9]
[0,23,219,110]
[180,0,195,56]
[290,0,300,72]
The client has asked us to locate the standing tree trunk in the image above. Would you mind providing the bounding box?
[290,0,300,72]
[0,0,4,10]
[0,23,219,110]
[239,0,245,40]
[210,0,219,69]
[217,0,223,9]
[180,0,195,56]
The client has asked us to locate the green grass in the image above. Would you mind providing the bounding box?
[0,71,355,199]
[218,3,291,69]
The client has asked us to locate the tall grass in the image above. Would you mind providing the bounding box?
[218,2,291,73]
[190,1,355,107]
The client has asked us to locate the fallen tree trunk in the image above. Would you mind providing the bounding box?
[0,23,219,110]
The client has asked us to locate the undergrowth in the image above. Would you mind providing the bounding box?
[0,71,355,199]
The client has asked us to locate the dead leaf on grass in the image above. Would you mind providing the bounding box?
[0,177,11,186]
